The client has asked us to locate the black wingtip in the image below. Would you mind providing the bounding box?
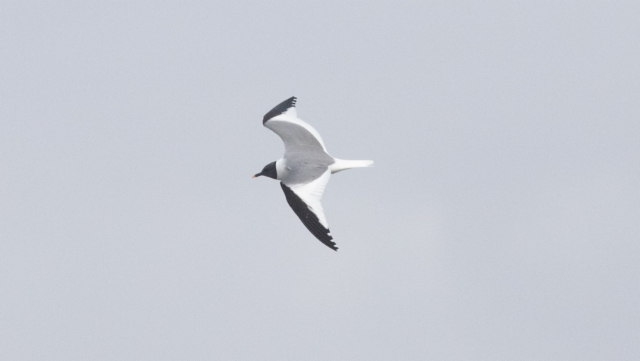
[280,182,338,251]
[263,96,297,124]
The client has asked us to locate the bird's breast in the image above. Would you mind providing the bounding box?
[275,158,289,180]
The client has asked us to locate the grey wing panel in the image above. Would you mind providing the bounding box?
[266,121,325,150]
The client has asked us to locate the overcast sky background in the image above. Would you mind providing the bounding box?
[1,2,639,360]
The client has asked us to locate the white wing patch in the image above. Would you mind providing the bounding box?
[289,169,331,229]
[281,106,297,119]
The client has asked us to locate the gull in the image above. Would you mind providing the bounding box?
[253,96,373,251]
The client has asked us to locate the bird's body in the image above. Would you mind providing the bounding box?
[254,97,373,251]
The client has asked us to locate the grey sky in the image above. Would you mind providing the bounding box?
[1,1,639,360]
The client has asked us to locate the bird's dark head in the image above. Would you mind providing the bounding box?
[253,161,277,179]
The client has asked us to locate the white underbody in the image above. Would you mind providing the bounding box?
[275,157,373,181]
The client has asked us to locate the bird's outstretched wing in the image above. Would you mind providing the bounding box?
[280,169,336,251]
[263,96,329,153]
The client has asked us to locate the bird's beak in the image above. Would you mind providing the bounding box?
[252,173,261,178]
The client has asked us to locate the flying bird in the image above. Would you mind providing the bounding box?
[253,96,373,251]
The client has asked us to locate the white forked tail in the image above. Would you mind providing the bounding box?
[329,158,374,174]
